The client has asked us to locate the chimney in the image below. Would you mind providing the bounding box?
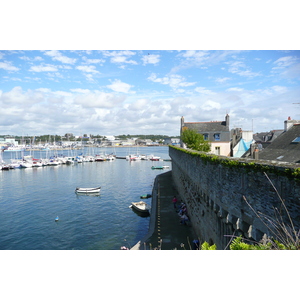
[225,114,229,128]
[181,116,185,128]
[284,117,298,131]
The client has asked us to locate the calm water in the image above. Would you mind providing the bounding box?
[0,146,171,250]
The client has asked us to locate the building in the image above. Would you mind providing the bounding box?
[231,129,254,157]
[180,114,231,156]
[257,119,300,163]
[163,138,180,146]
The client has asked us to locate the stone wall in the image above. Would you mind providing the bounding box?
[169,146,300,249]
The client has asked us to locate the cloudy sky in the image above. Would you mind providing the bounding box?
[1,1,299,138]
[1,50,300,137]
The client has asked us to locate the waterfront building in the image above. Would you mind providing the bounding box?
[180,114,231,156]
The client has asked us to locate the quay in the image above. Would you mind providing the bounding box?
[131,170,197,250]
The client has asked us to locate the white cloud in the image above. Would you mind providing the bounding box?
[179,50,208,61]
[70,88,91,94]
[19,56,43,62]
[195,87,215,95]
[272,56,300,79]
[107,79,134,93]
[226,87,244,92]
[82,56,105,64]
[29,64,58,72]
[0,86,42,106]
[215,77,230,84]
[74,91,125,108]
[0,61,19,71]
[202,100,221,110]
[148,73,195,90]
[44,50,77,64]
[273,56,298,68]
[227,60,260,78]
[271,85,288,94]
[76,65,99,73]
[36,88,51,93]
[142,54,160,65]
[102,50,137,65]
[124,98,149,112]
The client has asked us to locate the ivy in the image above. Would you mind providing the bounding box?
[169,145,300,180]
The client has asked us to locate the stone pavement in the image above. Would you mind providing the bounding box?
[131,170,197,250]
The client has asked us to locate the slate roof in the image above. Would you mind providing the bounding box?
[183,121,229,133]
[253,130,284,143]
[258,124,300,163]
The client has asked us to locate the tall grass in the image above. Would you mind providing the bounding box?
[241,172,300,249]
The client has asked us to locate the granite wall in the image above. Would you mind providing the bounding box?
[169,146,300,249]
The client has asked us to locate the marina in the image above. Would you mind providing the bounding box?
[0,146,171,250]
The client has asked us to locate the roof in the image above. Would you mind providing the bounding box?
[183,121,229,133]
[258,124,300,163]
[253,130,284,143]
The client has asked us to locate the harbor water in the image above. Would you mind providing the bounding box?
[0,146,171,250]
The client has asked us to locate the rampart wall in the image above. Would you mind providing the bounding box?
[169,146,300,249]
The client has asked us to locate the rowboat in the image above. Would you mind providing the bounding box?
[130,201,151,214]
[151,166,170,170]
[140,194,152,199]
[75,187,101,194]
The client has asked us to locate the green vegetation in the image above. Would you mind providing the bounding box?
[181,128,211,152]
[116,134,179,141]
[201,241,217,250]
[199,236,298,250]
[1,134,179,144]
[169,145,300,180]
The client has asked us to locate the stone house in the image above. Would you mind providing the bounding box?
[180,114,231,156]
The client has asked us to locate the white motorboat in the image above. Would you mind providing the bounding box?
[130,201,151,214]
[75,186,101,194]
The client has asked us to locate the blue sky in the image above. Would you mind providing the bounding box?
[1,50,300,136]
[1,1,300,137]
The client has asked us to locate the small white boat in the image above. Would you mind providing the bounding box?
[130,201,151,213]
[75,186,101,194]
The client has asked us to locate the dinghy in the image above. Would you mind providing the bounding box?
[130,201,151,214]
[75,187,101,194]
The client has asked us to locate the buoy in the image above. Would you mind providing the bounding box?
[55,216,59,222]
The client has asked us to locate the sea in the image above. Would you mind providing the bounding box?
[0,146,171,250]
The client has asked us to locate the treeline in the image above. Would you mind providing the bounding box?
[115,134,179,141]
[2,134,179,143]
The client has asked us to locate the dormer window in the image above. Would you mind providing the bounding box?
[203,134,208,141]
[214,133,220,141]
[292,137,300,143]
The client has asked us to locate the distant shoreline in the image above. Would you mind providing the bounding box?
[3,145,169,152]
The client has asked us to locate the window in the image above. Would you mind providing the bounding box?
[215,146,220,155]
[203,134,208,141]
[214,133,220,141]
[292,137,300,143]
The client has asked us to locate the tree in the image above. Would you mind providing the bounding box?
[181,128,211,152]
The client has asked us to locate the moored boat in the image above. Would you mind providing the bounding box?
[140,194,152,199]
[130,201,151,214]
[151,165,169,170]
[75,186,101,194]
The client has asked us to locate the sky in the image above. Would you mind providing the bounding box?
[1,50,300,137]
[1,1,299,138]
